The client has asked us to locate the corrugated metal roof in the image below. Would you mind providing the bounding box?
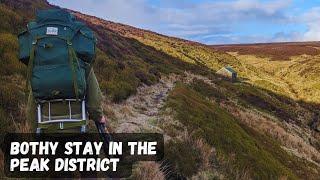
[224,66,237,74]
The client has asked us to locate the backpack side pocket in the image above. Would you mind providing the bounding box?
[18,30,32,65]
[72,26,96,63]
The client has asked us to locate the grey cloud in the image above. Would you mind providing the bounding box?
[161,24,231,37]
[271,31,303,42]
[151,0,294,43]
[204,34,272,45]
[300,7,320,41]
[49,0,300,44]
[50,0,157,28]
[166,0,292,24]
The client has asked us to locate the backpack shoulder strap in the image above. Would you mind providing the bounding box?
[25,38,38,96]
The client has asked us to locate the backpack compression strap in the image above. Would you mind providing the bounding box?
[26,40,37,96]
[67,40,80,100]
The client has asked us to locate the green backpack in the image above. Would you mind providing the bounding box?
[18,9,96,101]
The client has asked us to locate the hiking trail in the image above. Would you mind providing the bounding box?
[105,72,214,134]
[106,74,179,133]
[104,72,320,166]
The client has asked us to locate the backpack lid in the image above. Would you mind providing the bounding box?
[36,9,74,23]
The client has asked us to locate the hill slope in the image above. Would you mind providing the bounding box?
[212,42,320,104]
[0,0,319,179]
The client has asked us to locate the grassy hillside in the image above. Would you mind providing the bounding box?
[0,0,319,179]
[164,83,318,179]
[212,43,320,104]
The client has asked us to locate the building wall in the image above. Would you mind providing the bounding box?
[216,68,237,81]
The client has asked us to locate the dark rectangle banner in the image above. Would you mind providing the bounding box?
[2,133,164,178]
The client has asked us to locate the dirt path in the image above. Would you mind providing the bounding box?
[106,74,179,133]
[107,72,217,133]
[104,71,319,166]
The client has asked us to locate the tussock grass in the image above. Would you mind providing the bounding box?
[0,1,319,178]
[165,83,319,179]
[131,162,165,180]
[164,131,217,178]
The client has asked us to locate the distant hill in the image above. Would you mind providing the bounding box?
[0,0,319,179]
[212,42,320,105]
[212,42,320,61]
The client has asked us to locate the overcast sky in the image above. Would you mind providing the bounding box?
[47,0,320,45]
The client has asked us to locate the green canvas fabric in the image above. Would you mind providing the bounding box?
[21,9,103,132]
[36,8,74,23]
[19,9,96,64]
[18,9,96,100]
[26,70,104,132]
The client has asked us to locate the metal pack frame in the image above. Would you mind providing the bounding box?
[36,99,87,134]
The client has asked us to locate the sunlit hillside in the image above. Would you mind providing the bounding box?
[0,0,319,179]
[212,43,320,104]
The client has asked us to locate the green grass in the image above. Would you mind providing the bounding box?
[190,79,227,102]
[0,1,319,178]
[221,81,297,120]
[190,78,308,126]
[165,139,202,178]
[233,54,320,105]
[0,4,23,34]
[164,83,318,179]
[0,29,27,142]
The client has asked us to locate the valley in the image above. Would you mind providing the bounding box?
[0,0,319,179]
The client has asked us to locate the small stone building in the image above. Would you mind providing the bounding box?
[216,66,237,82]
